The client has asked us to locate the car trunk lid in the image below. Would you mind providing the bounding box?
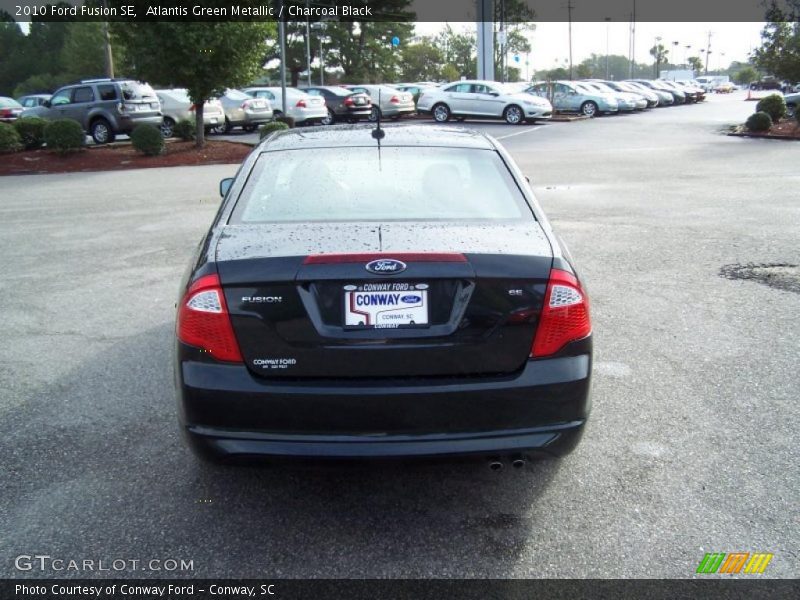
[216,222,553,379]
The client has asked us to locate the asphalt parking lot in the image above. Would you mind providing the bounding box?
[1,91,798,579]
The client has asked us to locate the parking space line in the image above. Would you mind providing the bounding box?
[495,127,544,140]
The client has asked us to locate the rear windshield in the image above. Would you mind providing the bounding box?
[0,97,21,108]
[120,81,156,100]
[230,147,532,223]
[225,89,252,100]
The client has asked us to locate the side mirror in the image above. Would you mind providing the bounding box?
[219,178,234,197]
[489,91,500,97]
[43,99,51,108]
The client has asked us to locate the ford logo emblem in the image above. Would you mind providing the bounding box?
[365,258,407,275]
[401,295,421,303]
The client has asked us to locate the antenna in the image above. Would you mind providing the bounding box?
[371,88,385,141]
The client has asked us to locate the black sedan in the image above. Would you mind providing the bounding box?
[175,124,592,463]
[302,86,372,125]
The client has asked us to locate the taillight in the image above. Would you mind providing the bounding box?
[389,95,400,104]
[0,109,11,117]
[241,100,251,109]
[343,97,354,106]
[177,274,242,363]
[296,99,307,108]
[189,104,197,112]
[531,269,591,357]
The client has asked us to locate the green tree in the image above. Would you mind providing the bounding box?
[322,20,414,83]
[493,0,535,81]
[575,63,592,79]
[113,11,274,147]
[687,56,704,73]
[434,25,476,79]
[649,43,669,77]
[60,22,107,82]
[400,38,444,82]
[734,66,758,85]
[752,3,800,82]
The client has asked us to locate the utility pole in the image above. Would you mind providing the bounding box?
[566,1,574,81]
[653,36,661,78]
[629,0,636,79]
[278,0,287,113]
[101,0,114,78]
[305,0,311,86]
[704,31,712,75]
[605,17,611,79]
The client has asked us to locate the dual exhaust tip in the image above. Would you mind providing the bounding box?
[488,455,527,471]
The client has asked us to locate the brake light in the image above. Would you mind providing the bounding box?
[189,104,196,112]
[0,108,11,117]
[177,274,242,362]
[303,252,467,264]
[531,269,591,357]
[296,99,307,108]
[241,100,251,109]
[389,95,400,104]
[343,97,354,106]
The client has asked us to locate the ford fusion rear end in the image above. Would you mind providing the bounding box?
[174,126,592,461]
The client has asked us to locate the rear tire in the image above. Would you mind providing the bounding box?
[243,124,257,132]
[320,109,335,126]
[504,104,524,124]
[580,101,598,117]
[160,117,175,138]
[432,103,451,123]
[90,118,115,144]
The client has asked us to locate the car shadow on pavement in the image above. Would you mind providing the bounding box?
[1,323,561,578]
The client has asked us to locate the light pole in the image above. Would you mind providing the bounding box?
[684,44,691,68]
[654,36,661,78]
[604,17,611,80]
[305,0,311,86]
[310,21,327,85]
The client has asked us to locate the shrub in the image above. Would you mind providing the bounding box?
[44,119,84,154]
[130,124,164,156]
[173,118,196,141]
[259,121,290,139]
[13,117,48,149]
[275,115,295,128]
[755,94,787,122]
[745,111,772,132]
[0,122,22,153]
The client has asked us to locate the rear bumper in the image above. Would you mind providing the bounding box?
[176,350,592,460]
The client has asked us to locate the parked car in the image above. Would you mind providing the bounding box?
[580,81,644,111]
[593,80,659,107]
[343,84,416,121]
[666,80,704,102]
[20,78,161,143]
[16,94,51,109]
[784,92,799,117]
[624,80,674,106]
[392,83,433,104]
[629,79,686,104]
[175,124,592,462]
[301,86,372,125]
[417,80,553,124]
[212,89,273,133]
[527,81,618,117]
[155,89,225,137]
[713,81,735,93]
[242,86,326,125]
[0,97,24,122]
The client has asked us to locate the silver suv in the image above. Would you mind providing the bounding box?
[24,78,162,144]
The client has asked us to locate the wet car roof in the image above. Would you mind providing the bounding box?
[259,124,497,150]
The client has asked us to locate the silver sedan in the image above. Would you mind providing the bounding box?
[343,84,416,121]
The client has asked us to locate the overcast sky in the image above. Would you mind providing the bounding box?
[416,22,765,75]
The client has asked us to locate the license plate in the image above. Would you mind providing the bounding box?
[209,118,218,123]
[344,284,428,328]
